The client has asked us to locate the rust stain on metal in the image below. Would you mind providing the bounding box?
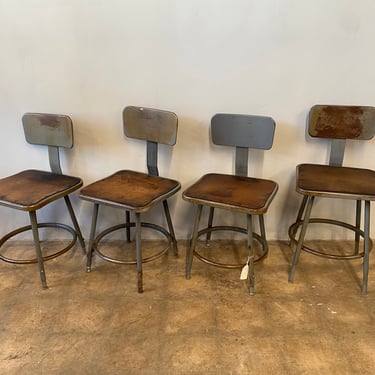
[39,116,60,128]
[315,106,364,138]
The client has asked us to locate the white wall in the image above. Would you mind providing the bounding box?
[1,0,375,241]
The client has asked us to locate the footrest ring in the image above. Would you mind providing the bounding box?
[288,218,373,260]
[194,225,268,269]
[93,222,172,265]
[0,223,77,264]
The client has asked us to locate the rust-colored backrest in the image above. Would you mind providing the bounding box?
[123,106,178,145]
[22,113,74,148]
[309,105,375,140]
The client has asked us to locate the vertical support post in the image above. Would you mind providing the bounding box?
[295,195,309,223]
[48,145,62,174]
[329,139,346,167]
[147,141,159,176]
[186,204,203,279]
[64,196,86,253]
[258,214,268,255]
[247,214,255,295]
[235,147,249,177]
[289,196,315,282]
[86,203,99,272]
[29,211,48,289]
[135,212,143,293]
[163,200,178,255]
[362,200,370,295]
[206,207,215,243]
[289,195,309,247]
[355,200,361,255]
[125,211,131,242]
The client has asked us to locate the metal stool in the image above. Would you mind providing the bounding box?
[183,113,278,295]
[0,113,86,288]
[80,106,180,293]
[288,105,375,294]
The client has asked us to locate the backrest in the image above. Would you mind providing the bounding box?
[122,106,178,176]
[22,113,74,148]
[22,113,74,174]
[211,113,275,150]
[123,106,178,145]
[308,105,375,166]
[211,113,276,176]
[308,105,375,140]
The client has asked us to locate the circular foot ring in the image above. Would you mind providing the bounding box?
[0,223,77,264]
[194,225,268,269]
[93,222,172,265]
[288,218,373,260]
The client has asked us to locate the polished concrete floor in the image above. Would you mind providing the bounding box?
[0,239,374,374]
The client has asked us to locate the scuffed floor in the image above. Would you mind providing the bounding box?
[0,239,374,374]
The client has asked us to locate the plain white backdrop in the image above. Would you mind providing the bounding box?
[1,0,375,240]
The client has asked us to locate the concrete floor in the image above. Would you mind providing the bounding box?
[0,239,374,374]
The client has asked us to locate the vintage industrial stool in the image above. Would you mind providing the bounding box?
[0,113,85,288]
[288,104,375,294]
[183,113,278,295]
[80,106,180,293]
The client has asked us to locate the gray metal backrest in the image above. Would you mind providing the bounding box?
[211,113,276,176]
[308,105,375,166]
[22,113,74,174]
[122,106,178,176]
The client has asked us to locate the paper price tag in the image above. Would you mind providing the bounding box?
[240,263,249,280]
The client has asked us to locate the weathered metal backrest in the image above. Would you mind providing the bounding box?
[122,106,178,176]
[309,105,375,140]
[22,113,74,148]
[22,113,74,174]
[123,106,178,145]
[308,105,375,166]
[211,113,276,176]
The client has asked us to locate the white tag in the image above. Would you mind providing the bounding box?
[240,263,249,280]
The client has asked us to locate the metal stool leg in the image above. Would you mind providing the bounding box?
[259,215,269,252]
[289,196,315,283]
[125,211,131,242]
[355,200,362,255]
[206,207,215,242]
[64,196,86,253]
[86,203,99,272]
[362,200,370,295]
[29,211,47,289]
[163,200,178,256]
[289,195,308,246]
[186,204,203,279]
[135,212,143,293]
[247,214,255,295]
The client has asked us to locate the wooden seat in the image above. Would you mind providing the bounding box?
[184,173,277,213]
[0,113,85,288]
[288,105,375,294]
[81,170,179,210]
[80,106,180,293]
[183,113,278,295]
[297,164,375,198]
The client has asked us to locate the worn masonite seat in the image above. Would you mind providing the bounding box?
[0,113,86,288]
[288,104,375,294]
[183,113,278,295]
[80,106,180,293]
